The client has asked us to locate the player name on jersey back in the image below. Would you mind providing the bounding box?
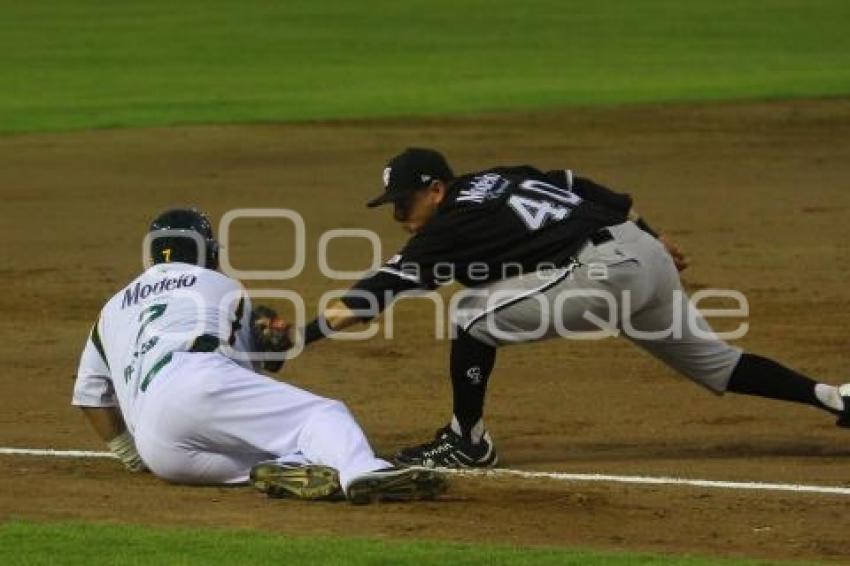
[455,173,511,204]
[121,273,198,309]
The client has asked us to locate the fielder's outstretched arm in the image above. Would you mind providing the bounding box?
[303,298,361,340]
[301,272,425,345]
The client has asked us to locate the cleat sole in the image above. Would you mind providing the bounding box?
[250,463,341,500]
[347,468,447,505]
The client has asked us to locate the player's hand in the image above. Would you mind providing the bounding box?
[658,233,689,272]
[252,306,293,372]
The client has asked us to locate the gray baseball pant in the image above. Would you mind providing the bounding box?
[452,221,743,393]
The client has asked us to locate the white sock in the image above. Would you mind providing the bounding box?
[450,415,485,444]
[815,384,845,412]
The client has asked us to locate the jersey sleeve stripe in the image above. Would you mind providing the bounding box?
[90,320,110,370]
[378,266,424,285]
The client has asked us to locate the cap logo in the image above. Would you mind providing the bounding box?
[420,174,432,183]
[383,167,392,188]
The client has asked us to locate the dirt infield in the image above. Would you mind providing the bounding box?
[1,99,849,562]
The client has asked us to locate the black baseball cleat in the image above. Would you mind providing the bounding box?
[250,461,341,500]
[394,425,498,468]
[836,384,850,428]
[346,466,447,505]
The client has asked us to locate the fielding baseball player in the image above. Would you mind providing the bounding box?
[296,147,850,468]
[72,208,445,503]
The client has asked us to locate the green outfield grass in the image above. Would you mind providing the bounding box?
[1,0,848,133]
[0,521,803,565]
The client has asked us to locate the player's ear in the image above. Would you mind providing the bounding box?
[431,180,447,202]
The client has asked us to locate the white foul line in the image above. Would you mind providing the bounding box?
[441,467,850,497]
[0,447,117,459]
[2,446,850,497]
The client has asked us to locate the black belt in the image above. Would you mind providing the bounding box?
[190,334,221,353]
[588,227,614,246]
[139,335,220,393]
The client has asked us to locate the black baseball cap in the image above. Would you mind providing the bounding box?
[367,147,454,208]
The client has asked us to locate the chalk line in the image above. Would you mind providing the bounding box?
[3,446,849,496]
[0,447,117,459]
[442,467,850,496]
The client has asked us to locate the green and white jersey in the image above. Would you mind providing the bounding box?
[72,262,254,431]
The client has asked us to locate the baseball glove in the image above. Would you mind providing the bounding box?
[251,305,293,372]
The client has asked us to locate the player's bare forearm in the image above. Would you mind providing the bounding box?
[322,299,362,331]
[298,299,364,347]
[80,406,126,443]
[81,406,147,472]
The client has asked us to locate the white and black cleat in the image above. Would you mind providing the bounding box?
[394,425,498,469]
[346,466,447,505]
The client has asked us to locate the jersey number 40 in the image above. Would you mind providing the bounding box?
[508,180,582,231]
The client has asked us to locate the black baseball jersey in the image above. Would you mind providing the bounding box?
[342,165,632,318]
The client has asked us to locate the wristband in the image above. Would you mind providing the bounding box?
[303,316,333,346]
